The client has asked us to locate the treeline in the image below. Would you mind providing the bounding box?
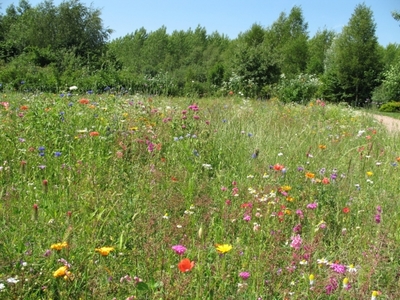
[0,0,399,105]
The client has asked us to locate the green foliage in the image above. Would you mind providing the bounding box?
[321,4,383,105]
[307,29,335,75]
[372,58,400,103]
[274,73,321,103]
[378,101,400,112]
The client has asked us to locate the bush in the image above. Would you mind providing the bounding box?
[274,73,321,104]
[379,101,400,112]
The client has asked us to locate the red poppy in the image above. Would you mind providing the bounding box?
[321,177,330,184]
[20,105,29,110]
[178,258,194,272]
[342,207,350,214]
[89,131,99,137]
[273,164,284,171]
[171,176,178,182]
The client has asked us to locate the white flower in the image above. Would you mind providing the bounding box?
[7,277,19,284]
[69,86,78,91]
[202,164,212,169]
[176,225,182,228]
[246,174,254,178]
[0,283,5,290]
[317,258,328,265]
[277,152,283,156]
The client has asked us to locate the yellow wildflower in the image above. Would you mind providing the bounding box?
[366,171,373,176]
[215,244,232,254]
[305,172,315,179]
[95,247,114,256]
[50,242,68,251]
[53,266,68,278]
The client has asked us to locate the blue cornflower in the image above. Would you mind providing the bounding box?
[60,93,65,97]
[38,146,45,152]
[173,137,179,141]
[87,90,93,94]
[248,133,253,137]
[54,152,62,157]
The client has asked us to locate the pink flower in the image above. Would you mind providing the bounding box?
[290,234,302,250]
[330,263,346,274]
[171,245,187,255]
[243,214,251,222]
[239,272,250,280]
[306,202,318,209]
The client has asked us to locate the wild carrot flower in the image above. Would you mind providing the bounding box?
[215,244,232,254]
[178,258,194,272]
[171,245,187,255]
[95,247,114,256]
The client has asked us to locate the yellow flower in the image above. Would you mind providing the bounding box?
[215,244,232,254]
[281,185,291,191]
[318,144,327,150]
[95,247,114,256]
[309,274,315,285]
[50,242,68,251]
[53,266,68,278]
[305,172,315,179]
[366,171,373,176]
[286,196,294,202]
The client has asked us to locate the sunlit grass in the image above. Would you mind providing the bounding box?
[0,93,400,299]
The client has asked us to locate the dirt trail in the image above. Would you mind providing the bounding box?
[371,114,400,134]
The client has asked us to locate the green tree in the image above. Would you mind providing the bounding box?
[307,29,335,75]
[321,3,383,105]
[265,6,309,77]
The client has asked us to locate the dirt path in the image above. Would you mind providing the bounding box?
[371,114,400,133]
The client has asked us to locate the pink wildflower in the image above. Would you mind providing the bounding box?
[290,234,302,250]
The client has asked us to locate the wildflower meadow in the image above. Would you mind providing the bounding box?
[0,92,400,299]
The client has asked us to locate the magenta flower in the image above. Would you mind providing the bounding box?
[330,263,346,274]
[290,234,302,250]
[375,214,381,224]
[243,214,251,222]
[239,271,250,280]
[171,245,187,255]
[306,202,318,209]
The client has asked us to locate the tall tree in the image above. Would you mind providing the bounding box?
[306,29,335,75]
[322,3,383,105]
[265,6,309,77]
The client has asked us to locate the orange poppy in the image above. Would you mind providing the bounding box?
[79,99,90,104]
[20,105,29,110]
[89,131,99,137]
[178,258,194,272]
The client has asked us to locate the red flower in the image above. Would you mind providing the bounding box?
[342,207,350,214]
[273,164,284,171]
[321,177,330,184]
[178,258,194,272]
[89,131,99,137]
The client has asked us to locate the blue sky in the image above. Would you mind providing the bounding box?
[1,0,399,46]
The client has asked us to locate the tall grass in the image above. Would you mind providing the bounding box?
[0,93,399,299]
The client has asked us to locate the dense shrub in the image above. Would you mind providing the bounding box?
[378,101,400,112]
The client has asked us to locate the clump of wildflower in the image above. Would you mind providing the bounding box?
[325,277,338,295]
[95,247,114,256]
[171,245,187,255]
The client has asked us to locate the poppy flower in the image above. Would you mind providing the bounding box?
[89,131,99,137]
[273,164,284,171]
[342,207,350,214]
[20,105,29,110]
[79,99,90,104]
[178,258,194,272]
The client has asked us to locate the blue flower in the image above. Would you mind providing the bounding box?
[54,152,62,157]
[38,146,45,152]
[60,93,65,97]
[87,90,93,94]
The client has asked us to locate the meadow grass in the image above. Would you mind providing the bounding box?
[0,93,400,299]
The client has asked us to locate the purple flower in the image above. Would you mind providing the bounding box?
[171,245,187,255]
[330,263,346,274]
[293,224,302,233]
[325,277,338,295]
[239,272,250,280]
[376,206,382,213]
